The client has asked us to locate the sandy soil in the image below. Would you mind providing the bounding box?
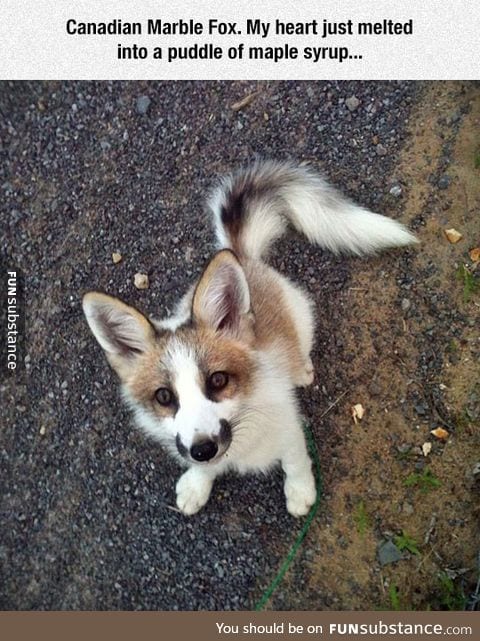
[289,82,480,611]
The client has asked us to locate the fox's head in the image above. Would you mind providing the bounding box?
[82,250,259,466]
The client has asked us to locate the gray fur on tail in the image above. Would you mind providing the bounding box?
[208,160,418,260]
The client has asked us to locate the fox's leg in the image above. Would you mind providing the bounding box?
[296,356,314,387]
[176,466,217,515]
[280,414,317,517]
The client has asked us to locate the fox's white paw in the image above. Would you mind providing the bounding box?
[297,358,314,387]
[284,472,316,517]
[176,469,213,515]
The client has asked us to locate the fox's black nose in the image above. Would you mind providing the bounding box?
[190,440,218,462]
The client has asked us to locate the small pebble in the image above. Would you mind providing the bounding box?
[136,95,151,115]
[403,502,414,516]
[134,273,149,289]
[437,174,451,190]
[377,540,403,566]
[345,96,360,112]
[376,144,388,156]
[414,403,428,416]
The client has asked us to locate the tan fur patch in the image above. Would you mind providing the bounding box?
[244,261,305,379]
[192,327,255,401]
[125,338,177,418]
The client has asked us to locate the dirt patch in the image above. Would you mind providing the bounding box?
[305,82,480,610]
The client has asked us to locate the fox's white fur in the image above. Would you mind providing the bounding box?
[82,160,417,517]
[210,160,416,258]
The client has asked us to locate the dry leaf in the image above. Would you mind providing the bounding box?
[422,442,432,457]
[134,273,149,290]
[112,252,122,264]
[231,91,259,111]
[351,403,365,424]
[469,247,480,263]
[444,228,463,244]
[430,427,449,441]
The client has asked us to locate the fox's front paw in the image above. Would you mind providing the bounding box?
[296,357,314,387]
[284,471,316,517]
[176,469,213,515]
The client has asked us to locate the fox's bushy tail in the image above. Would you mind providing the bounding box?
[208,160,417,260]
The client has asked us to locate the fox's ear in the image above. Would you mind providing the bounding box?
[192,250,251,335]
[82,293,156,369]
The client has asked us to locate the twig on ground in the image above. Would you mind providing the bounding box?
[320,390,348,419]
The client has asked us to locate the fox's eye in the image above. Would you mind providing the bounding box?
[155,387,173,406]
[209,371,229,390]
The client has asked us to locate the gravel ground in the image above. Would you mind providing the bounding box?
[1,81,477,610]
